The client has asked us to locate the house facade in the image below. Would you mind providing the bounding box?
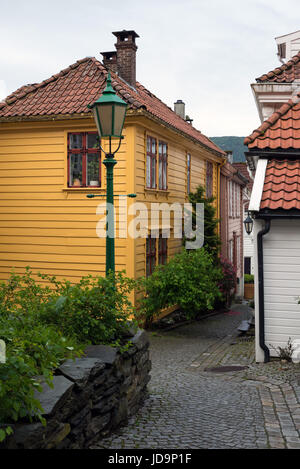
[220,159,248,297]
[0,30,225,304]
[245,92,300,363]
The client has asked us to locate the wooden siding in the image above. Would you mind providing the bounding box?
[133,119,221,281]
[0,118,131,283]
[263,219,300,354]
[0,115,223,305]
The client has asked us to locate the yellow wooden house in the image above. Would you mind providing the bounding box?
[0,30,225,303]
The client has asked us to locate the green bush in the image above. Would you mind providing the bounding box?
[244,274,254,284]
[0,268,136,441]
[217,256,237,307]
[39,271,136,345]
[186,185,221,258]
[136,249,222,325]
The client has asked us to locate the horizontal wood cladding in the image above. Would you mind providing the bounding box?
[0,120,129,280]
[0,116,223,290]
[263,219,300,353]
[133,120,222,281]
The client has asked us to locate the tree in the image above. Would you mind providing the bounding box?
[186,185,221,258]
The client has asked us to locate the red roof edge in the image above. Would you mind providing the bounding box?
[244,95,300,146]
[256,51,300,82]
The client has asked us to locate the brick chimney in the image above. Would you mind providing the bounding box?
[112,30,139,87]
[100,51,118,73]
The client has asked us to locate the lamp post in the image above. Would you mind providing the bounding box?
[244,211,254,235]
[88,72,127,276]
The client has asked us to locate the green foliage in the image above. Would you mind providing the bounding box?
[136,249,222,325]
[186,185,221,258]
[244,274,254,284]
[217,257,237,307]
[0,268,135,440]
[40,271,136,345]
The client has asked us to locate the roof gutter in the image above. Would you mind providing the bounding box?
[257,217,271,363]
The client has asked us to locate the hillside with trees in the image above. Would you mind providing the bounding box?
[210,137,247,162]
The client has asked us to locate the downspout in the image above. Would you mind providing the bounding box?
[257,218,271,363]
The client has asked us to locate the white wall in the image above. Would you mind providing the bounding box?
[255,219,300,361]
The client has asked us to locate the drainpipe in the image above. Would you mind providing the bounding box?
[257,218,271,363]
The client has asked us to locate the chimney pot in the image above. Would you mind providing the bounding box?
[174,100,185,119]
[112,30,139,87]
[101,51,118,73]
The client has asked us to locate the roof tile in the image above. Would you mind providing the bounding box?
[245,94,300,149]
[256,51,300,83]
[0,57,224,155]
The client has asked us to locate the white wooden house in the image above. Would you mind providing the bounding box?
[245,98,300,363]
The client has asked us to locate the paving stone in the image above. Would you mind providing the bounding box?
[90,303,300,449]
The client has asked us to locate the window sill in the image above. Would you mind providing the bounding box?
[144,188,170,196]
[62,187,105,193]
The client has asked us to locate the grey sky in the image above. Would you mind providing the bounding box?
[1,0,299,136]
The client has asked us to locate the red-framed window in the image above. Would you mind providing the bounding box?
[158,141,168,190]
[158,235,168,265]
[68,132,101,187]
[146,136,157,189]
[187,153,191,194]
[206,161,213,198]
[146,236,156,277]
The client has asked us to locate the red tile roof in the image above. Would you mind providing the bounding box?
[0,57,224,156]
[244,94,300,149]
[260,159,300,210]
[232,162,253,189]
[256,51,300,83]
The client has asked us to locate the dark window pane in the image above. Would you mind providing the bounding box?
[70,154,83,186]
[69,134,82,149]
[87,133,100,149]
[146,155,151,188]
[87,154,100,186]
[152,139,156,154]
[151,157,156,188]
[159,159,163,189]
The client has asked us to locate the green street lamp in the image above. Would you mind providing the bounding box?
[88,72,127,276]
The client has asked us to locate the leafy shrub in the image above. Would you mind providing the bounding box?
[39,271,136,345]
[217,256,237,306]
[0,268,136,441]
[136,249,222,325]
[244,274,254,284]
[186,185,221,258]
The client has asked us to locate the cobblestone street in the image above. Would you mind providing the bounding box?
[93,304,300,449]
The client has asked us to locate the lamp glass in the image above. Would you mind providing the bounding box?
[244,214,253,235]
[113,104,127,137]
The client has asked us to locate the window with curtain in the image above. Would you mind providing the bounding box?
[158,141,168,190]
[68,132,101,187]
[146,136,157,189]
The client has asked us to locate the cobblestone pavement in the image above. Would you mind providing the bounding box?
[92,304,300,449]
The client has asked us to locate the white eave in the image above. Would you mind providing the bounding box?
[249,158,268,212]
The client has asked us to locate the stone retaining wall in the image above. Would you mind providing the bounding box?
[1,329,151,449]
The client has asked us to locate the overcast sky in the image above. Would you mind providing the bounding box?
[1,0,299,136]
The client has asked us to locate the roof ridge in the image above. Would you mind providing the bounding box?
[256,51,300,82]
[244,95,300,145]
[0,57,93,110]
